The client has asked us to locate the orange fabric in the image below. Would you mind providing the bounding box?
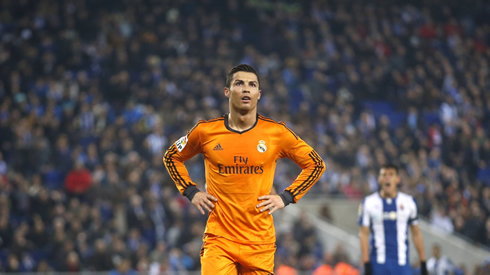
[275,265,298,275]
[164,114,325,244]
[201,235,275,275]
[313,264,334,275]
[334,262,360,275]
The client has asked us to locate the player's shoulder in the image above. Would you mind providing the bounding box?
[192,115,226,129]
[257,113,282,125]
[200,114,227,124]
[397,192,417,205]
[187,115,226,136]
[397,191,415,200]
[258,114,299,138]
[363,192,381,205]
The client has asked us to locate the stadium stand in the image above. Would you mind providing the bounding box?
[0,0,489,273]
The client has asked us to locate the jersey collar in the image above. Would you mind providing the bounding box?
[224,113,259,134]
[378,190,398,199]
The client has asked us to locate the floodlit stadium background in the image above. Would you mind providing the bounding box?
[0,0,490,274]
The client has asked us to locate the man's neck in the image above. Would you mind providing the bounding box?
[228,109,257,132]
[379,190,397,198]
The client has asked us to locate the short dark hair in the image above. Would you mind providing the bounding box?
[225,64,260,88]
[380,163,399,175]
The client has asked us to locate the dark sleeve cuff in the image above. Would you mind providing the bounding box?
[279,190,295,206]
[183,185,200,201]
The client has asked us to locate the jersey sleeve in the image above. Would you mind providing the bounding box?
[409,197,419,225]
[358,199,370,227]
[279,123,325,203]
[163,121,203,200]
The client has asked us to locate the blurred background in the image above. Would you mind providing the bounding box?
[0,0,490,274]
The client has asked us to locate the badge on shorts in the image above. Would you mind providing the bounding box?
[175,135,188,152]
[257,140,267,153]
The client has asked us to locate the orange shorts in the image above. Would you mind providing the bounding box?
[201,234,276,275]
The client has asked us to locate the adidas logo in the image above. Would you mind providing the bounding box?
[213,143,224,151]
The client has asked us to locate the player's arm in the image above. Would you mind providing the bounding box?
[409,198,428,275]
[410,225,427,270]
[359,226,371,262]
[163,123,217,215]
[280,124,325,204]
[257,124,325,214]
[358,200,372,275]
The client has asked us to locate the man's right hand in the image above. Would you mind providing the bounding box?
[191,192,218,215]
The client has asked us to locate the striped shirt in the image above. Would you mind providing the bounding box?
[359,192,419,265]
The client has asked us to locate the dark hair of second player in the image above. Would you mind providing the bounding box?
[380,163,399,175]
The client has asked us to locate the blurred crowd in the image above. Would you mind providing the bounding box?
[0,0,489,273]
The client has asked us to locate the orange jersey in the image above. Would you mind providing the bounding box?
[164,114,325,244]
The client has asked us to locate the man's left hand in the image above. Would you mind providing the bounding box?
[256,195,285,214]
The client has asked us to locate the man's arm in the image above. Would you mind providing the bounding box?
[359,226,371,263]
[278,123,325,204]
[163,123,217,215]
[358,199,373,275]
[410,224,426,261]
[408,197,427,275]
[411,224,428,275]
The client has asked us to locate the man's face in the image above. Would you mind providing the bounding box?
[432,246,441,258]
[224,71,261,113]
[378,168,399,195]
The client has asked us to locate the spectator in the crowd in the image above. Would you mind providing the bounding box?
[149,241,168,265]
[60,251,81,272]
[484,218,490,247]
[0,213,12,249]
[276,261,299,275]
[27,215,49,248]
[36,260,53,273]
[90,239,114,271]
[5,254,22,273]
[319,203,334,223]
[313,253,335,275]
[427,244,455,275]
[109,258,137,275]
[64,160,93,198]
[332,245,359,275]
[431,204,454,233]
[293,212,316,244]
[482,259,490,275]
[462,202,486,243]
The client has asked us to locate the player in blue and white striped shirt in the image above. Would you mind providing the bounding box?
[358,164,428,275]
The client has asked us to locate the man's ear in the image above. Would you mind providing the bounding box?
[258,90,262,100]
[224,87,230,98]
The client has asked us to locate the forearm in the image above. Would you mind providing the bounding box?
[412,230,426,261]
[163,145,198,199]
[359,229,370,263]
[284,151,325,202]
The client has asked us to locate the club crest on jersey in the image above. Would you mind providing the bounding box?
[175,135,188,152]
[257,140,267,153]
